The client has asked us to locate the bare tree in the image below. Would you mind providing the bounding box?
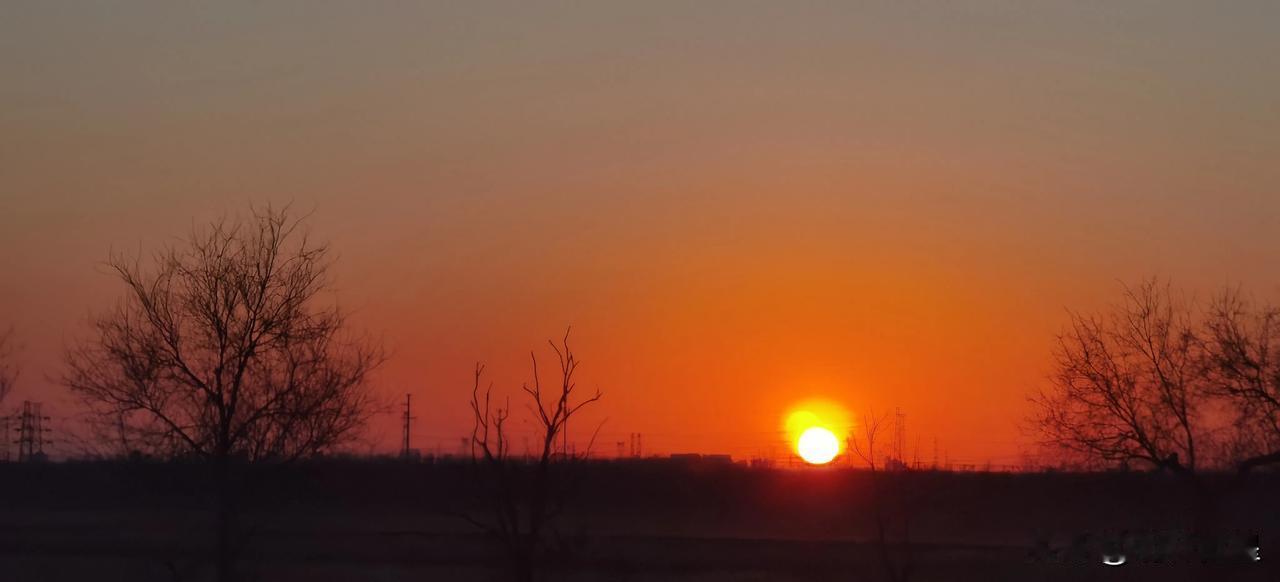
[849,409,887,473]
[1030,279,1208,474]
[849,409,914,582]
[0,327,17,405]
[467,329,602,582]
[1204,289,1280,473]
[63,205,383,582]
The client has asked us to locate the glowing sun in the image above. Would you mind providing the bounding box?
[783,398,850,465]
[797,426,840,464]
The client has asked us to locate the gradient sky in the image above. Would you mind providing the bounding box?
[2,2,1279,464]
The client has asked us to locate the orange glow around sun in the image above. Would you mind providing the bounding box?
[784,399,851,465]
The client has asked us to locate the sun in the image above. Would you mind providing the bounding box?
[783,398,850,465]
[797,426,840,464]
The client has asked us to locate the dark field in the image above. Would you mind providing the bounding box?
[1,460,1276,581]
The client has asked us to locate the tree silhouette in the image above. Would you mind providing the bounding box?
[0,327,16,405]
[1030,279,1206,474]
[63,205,383,582]
[1205,289,1280,473]
[467,329,602,582]
[849,409,915,582]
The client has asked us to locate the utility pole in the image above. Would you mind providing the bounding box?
[400,394,417,459]
[891,407,906,465]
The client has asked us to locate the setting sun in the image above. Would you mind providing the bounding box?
[784,399,851,465]
[797,427,840,464]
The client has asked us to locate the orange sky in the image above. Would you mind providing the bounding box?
[2,2,1280,464]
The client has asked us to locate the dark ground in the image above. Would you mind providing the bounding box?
[0,459,1275,581]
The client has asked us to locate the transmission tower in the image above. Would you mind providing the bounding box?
[891,407,906,464]
[1,415,9,462]
[400,394,417,459]
[16,401,51,462]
